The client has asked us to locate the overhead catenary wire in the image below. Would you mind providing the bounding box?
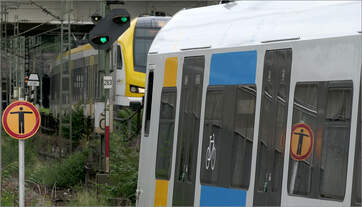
[16,19,56,37]
[15,0,73,37]
[28,0,62,21]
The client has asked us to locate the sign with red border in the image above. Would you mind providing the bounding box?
[290,123,314,161]
[2,101,41,139]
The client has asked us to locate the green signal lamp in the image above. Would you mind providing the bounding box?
[121,17,128,22]
[113,15,129,24]
[100,37,108,43]
[91,36,110,45]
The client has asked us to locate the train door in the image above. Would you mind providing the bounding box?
[253,49,292,206]
[172,56,205,206]
[113,44,127,105]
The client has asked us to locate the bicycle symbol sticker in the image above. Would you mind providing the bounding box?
[205,133,217,171]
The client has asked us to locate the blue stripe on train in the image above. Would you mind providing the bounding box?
[200,185,247,206]
[209,50,257,85]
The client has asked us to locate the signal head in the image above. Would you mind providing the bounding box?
[88,9,130,50]
[91,13,103,24]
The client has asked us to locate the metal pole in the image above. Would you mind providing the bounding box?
[15,16,18,91]
[0,1,3,204]
[18,35,25,207]
[101,0,111,173]
[67,0,72,152]
[59,19,63,136]
[32,37,36,104]
[19,93,25,207]
[40,44,43,107]
[19,140,25,207]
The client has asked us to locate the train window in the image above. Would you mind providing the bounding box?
[320,85,352,199]
[117,45,122,69]
[133,18,170,74]
[155,87,177,179]
[200,86,225,185]
[173,56,204,205]
[231,85,256,189]
[254,48,292,207]
[288,83,318,196]
[288,80,353,201]
[134,27,161,73]
[200,84,256,189]
[144,71,154,136]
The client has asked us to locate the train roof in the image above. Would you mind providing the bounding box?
[149,1,361,54]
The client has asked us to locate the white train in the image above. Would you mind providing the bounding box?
[136,1,361,206]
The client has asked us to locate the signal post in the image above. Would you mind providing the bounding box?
[88,3,130,173]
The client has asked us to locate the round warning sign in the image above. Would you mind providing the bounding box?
[290,123,314,161]
[2,101,41,140]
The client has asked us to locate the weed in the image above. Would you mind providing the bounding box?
[68,188,108,206]
[29,150,88,188]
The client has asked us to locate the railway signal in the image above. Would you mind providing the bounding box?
[89,7,130,173]
[89,8,130,50]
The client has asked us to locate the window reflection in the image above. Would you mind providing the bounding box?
[288,81,353,201]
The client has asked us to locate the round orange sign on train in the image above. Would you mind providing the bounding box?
[2,101,41,140]
[290,123,314,161]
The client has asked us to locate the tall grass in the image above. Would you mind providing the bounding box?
[28,150,88,188]
[68,189,108,206]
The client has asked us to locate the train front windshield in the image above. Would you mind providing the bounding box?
[133,17,170,73]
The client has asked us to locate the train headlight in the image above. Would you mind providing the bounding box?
[138,87,145,93]
[130,85,145,93]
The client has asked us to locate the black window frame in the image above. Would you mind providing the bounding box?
[144,70,154,136]
[117,45,123,70]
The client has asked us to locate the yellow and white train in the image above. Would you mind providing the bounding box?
[49,16,170,117]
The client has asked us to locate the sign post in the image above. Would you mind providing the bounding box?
[19,138,24,207]
[104,75,112,172]
[2,100,41,207]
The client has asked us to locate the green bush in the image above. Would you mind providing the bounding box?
[1,189,17,206]
[1,134,37,178]
[1,134,38,205]
[115,107,142,141]
[98,132,139,204]
[61,106,93,145]
[39,107,50,115]
[29,150,88,188]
